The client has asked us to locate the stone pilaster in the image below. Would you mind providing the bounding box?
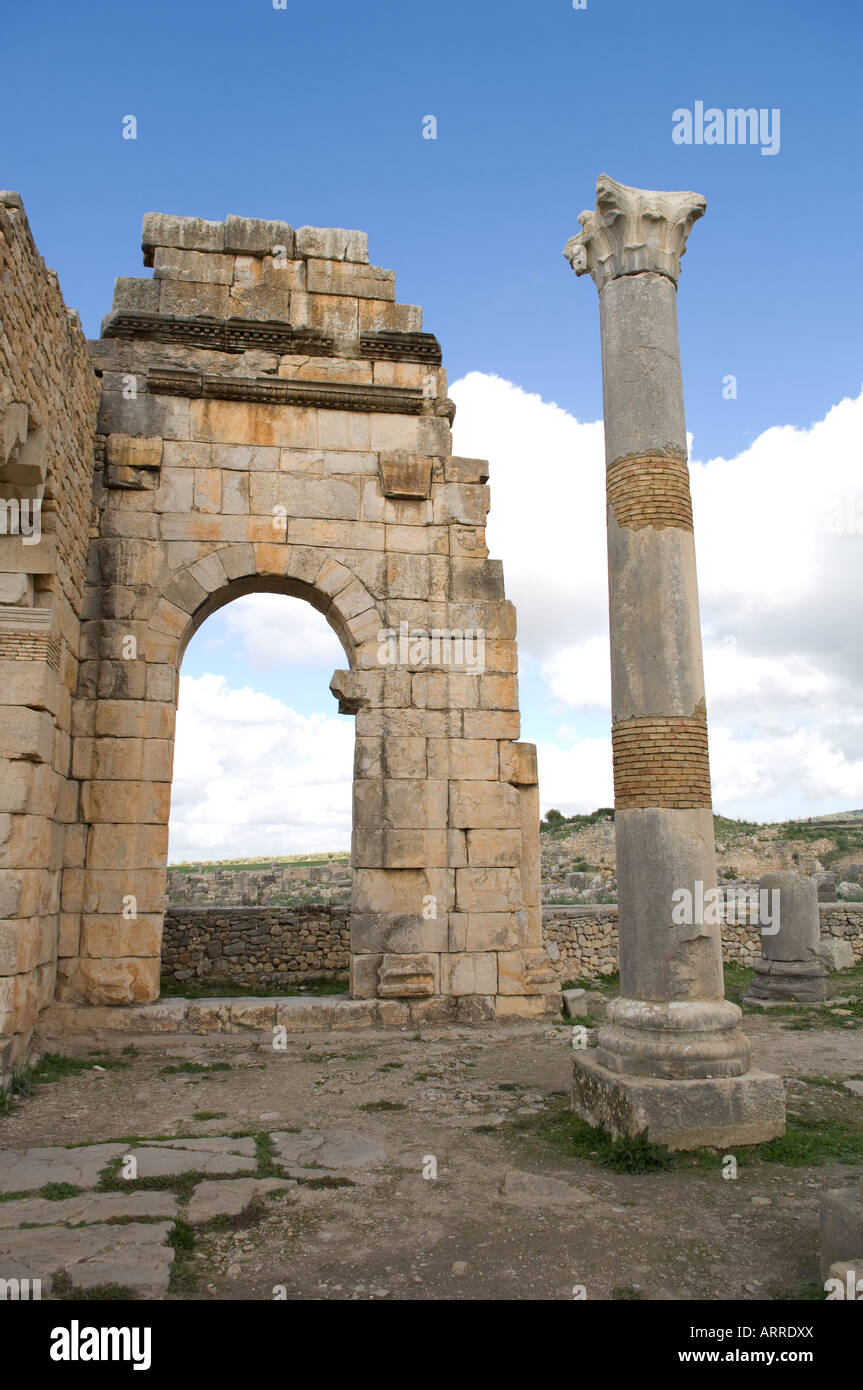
[564,175,784,1147]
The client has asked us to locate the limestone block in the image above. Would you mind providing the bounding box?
[427,738,499,781]
[296,227,369,262]
[381,737,426,778]
[142,213,226,263]
[382,778,447,829]
[64,956,160,1006]
[382,828,448,868]
[369,414,421,454]
[456,867,522,913]
[79,915,162,958]
[80,868,166,915]
[152,247,235,284]
[351,913,447,955]
[464,710,520,740]
[0,707,54,763]
[224,216,295,257]
[445,457,490,484]
[449,559,504,600]
[449,911,530,952]
[353,867,453,915]
[111,277,160,312]
[358,299,422,333]
[377,953,438,998]
[158,279,230,318]
[316,411,371,452]
[498,948,558,995]
[80,778,168,828]
[478,673,519,710]
[350,952,383,998]
[154,467,194,513]
[496,994,560,1019]
[440,952,497,997]
[306,260,395,300]
[450,780,521,830]
[85,823,169,870]
[94,699,175,740]
[466,829,523,867]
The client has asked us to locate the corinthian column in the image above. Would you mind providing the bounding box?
[563,174,784,1149]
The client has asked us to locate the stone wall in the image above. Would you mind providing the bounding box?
[167,863,350,907]
[542,903,863,982]
[158,902,863,992]
[161,906,349,987]
[0,192,100,1074]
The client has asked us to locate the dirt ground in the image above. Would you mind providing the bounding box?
[2,1004,862,1302]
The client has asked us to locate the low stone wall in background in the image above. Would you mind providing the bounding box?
[541,903,863,982]
[161,906,349,988]
[161,902,863,990]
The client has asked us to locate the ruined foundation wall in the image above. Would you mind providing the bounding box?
[0,193,100,1075]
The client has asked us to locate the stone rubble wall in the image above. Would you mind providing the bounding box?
[161,906,349,986]
[166,864,350,906]
[542,902,863,981]
[158,901,863,988]
[0,193,101,1075]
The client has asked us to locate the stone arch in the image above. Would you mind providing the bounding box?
[46,210,550,1023]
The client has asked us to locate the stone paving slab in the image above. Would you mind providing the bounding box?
[0,1221,175,1293]
[145,1136,257,1156]
[185,1177,293,1224]
[0,1143,126,1194]
[127,1146,256,1178]
[270,1128,386,1170]
[0,1190,178,1229]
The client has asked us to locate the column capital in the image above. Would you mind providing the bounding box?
[563,173,706,291]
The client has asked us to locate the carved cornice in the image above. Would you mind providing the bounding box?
[358,330,442,365]
[146,368,428,415]
[0,605,52,632]
[102,311,443,366]
[564,173,706,290]
[103,311,332,357]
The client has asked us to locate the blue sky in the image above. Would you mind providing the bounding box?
[6,0,861,457]
[5,1,862,854]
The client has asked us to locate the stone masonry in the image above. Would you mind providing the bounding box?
[0,193,101,1076]
[564,175,784,1147]
[0,200,551,1078]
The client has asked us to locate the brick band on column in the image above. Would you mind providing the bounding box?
[606,452,693,531]
[612,713,711,808]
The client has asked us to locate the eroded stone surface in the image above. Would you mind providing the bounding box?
[270,1128,386,1170]
[0,1221,175,1292]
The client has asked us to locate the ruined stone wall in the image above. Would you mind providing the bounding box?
[542,903,863,982]
[157,902,863,994]
[56,211,549,1021]
[0,193,100,1076]
[161,905,349,986]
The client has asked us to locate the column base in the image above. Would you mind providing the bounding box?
[571,1051,785,1150]
[744,958,833,1004]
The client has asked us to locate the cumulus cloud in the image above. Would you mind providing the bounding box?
[450,373,863,820]
[169,674,353,862]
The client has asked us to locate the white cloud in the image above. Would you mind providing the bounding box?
[221,592,346,669]
[169,674,353,862]
[451,373,863,820]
